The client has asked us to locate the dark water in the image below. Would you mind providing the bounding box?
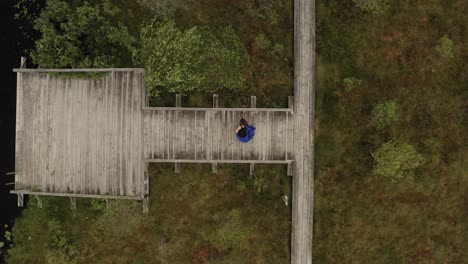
[1,0,22,228]
[0,1,40,261]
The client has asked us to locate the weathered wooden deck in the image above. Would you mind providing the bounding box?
[13,69,145,199]
[143,108,294,162]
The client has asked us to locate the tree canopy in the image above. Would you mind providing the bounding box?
[139,20,248,95]
[32,0,136,68]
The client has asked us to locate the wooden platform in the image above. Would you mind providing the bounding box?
[143,108,294,162]
[14,70,145,198]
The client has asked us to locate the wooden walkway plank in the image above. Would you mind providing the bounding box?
[291,0,315,263]
[14,70,146,198]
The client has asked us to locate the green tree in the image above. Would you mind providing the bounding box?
[372,141,424,181]
[139,20,248,95]
[137,0,184,19]
[371,100,400,130]
[32,0,136,68]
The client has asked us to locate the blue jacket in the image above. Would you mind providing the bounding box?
[236,125,256,143]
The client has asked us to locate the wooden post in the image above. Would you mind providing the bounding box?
[35,195,43,208]
[287,162,293,177]
[213,94,219,108]
[212,94,219,173]
[249,96,256,176]
[175,95,182,173]
[17,193,24,207]
[20,56,26,69]
[250,96,256,108]
[288,96,294,109]
[143,162,149,213]
[175,94,182,107]
[105,199,110,208]
[70,197,76,210]
[143,196,149,213]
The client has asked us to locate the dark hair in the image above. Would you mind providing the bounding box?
[239,118,248,127]
[238,127,247,138]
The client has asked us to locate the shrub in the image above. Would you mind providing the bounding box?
[343,77,362,92]
[372,141,424,181]
[371,100,400,130]
[204,210,251,251]
[352,0,389,14]
[254,33,272,50]
[140,20,248,95]
[435,36,454,59]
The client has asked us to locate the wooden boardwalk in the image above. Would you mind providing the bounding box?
[13,69,146,200]
[143,107,294,162]
[291,0,315,263]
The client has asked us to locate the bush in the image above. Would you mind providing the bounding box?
[140,20,248,96]
[435,36,454,59]
[254,33,272,51]
[343,77,362,92]
[352,0,389,14]
[372,141,424,181]
[371,100,400,130]
[204,210,252,251]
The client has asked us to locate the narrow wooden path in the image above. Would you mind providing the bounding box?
[143,107,293,162]
[291,0,315,263]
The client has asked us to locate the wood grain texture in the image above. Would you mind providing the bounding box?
[14,70,145,198]
[291,0,315,263]
[142,108,294,162]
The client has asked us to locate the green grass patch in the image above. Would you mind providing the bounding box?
[6,164,291,263]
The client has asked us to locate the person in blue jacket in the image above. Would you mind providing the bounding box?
[235,114,256,143]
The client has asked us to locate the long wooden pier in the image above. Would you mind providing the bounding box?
[12,0,315,262]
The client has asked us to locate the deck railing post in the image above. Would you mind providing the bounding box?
[70,197,76,210]
[249,96,256,176]
[249,163,255,177]
[212,94,219,173]
[143,162,150,213]
[288,96,294,110]
[175,94,182,174]
[35,195,43,208]
[20,57,26,69]
[17,193,24,207]
[143,196,149,213]
[250,96,256,108]
[287,162,293,177]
